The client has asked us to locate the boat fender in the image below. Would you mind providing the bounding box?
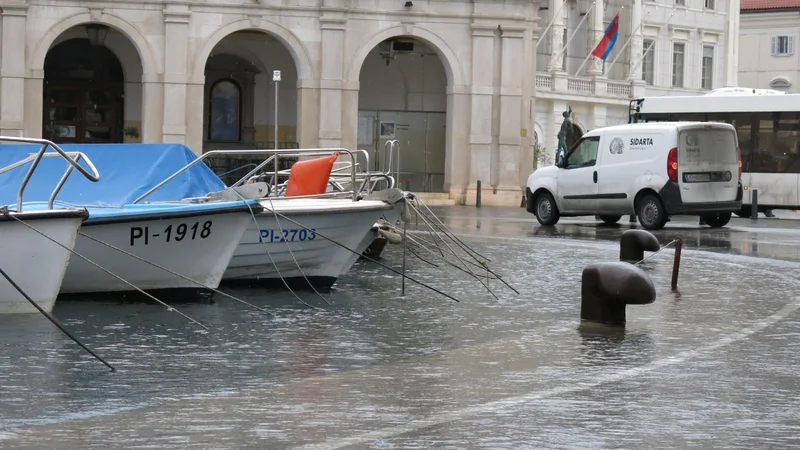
[378,228,403,245]
[400,201,412,223]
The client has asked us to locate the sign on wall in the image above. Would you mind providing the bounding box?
[380,121,396,139]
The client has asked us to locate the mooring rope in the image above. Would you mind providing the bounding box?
[0,265,116,372]
[76,232,272,314]
[3,210,208,330]
[634,238,679,266]
[268,211,461,303]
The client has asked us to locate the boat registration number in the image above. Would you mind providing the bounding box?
[259,228,317,243]
[130,221,212,246]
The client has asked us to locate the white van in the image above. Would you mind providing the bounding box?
[525,122,743,230]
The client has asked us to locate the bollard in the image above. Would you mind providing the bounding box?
[619,229,660,263]
[405,179,411,191]
[751,188,758,220]
[629,214,636,223]
[476,180,482,208]
[581,262,656,326]
[671,236,683,291]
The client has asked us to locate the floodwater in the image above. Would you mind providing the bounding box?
[2,207,800,448]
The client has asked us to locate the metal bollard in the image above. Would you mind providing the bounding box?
[671,237,683,291]
[476,180,482,208]
[405,179,411,191]
[751,188,758,220]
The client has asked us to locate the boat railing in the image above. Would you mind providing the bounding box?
[0,136,101,212]
[133,148,363,204]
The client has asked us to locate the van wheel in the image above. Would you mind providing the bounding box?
[598,215,621,225]
[535,192,560,226]
[702,212,732,228]
[636,194,668,230]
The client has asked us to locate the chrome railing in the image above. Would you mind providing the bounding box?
[0,136,100,212]
[133,148,362,204]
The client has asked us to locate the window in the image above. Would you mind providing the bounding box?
[704,0,715,9]
[562,27,568,71]
[675,0,685,5]
[701,46,714,90]
[642,39,655,85]
[753,113,800,173]
[565,136,600,169]
[208,80,241,141]
[672,43,685,87]
[772,36,795,56]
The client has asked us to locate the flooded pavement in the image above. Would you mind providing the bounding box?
[2,206,800,448]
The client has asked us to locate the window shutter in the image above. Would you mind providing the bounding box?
[772,37,778,55]
[789,36,795,55]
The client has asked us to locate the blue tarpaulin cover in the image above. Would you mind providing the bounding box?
[0,143,226,208]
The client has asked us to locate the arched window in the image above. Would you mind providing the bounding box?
[209,79,241,141]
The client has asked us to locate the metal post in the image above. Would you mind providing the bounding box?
[751,188,758,220]
[476,180,482,208]
[273,70,281,192]
[671,237,683,291]
[401,219,407,296]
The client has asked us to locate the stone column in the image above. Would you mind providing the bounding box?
[626,0,644,80]
[724,0,741,87]
[446,85,470,201]
[547,0,565,73]
[141,75,164,144]
[592,104,607,129]
[497,26,526,202]
[318,15,346,148]
[296,78,320,148]
[0,5,27,137]
[587,0,605,76]
[162,7,191,146]
[466,24,496,205]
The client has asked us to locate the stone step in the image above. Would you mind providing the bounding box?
[413,192,451,200]
[419,198,457,206]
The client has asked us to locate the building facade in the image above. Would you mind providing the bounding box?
[533,0,740,169]
[739,0,800,92]
[0,0,739,206]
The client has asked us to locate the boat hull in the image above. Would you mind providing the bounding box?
[60,209,253,293]
[223,199,393,284]
[345,202,404,272]
[0,210,86,313]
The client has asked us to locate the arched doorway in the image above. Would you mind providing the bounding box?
[357,37,448,193]
[43,37,124,143]
[202,31,298,151]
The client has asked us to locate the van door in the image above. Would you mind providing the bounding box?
[558,136,601,213]
[597,132,663,213]
[677,125,740,204]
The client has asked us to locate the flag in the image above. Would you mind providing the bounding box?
[591,12,620,61]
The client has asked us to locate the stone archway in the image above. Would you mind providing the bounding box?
[348,28,465,194]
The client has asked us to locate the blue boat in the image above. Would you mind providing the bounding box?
[0,143,263,294]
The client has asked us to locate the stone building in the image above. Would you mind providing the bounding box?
[0,0,739,206]
[739,0,800,92]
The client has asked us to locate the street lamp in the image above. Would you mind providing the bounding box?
[86,24,109,47]
[273,70,281,152]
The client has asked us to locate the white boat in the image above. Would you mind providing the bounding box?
[0,208,88,313]
[0,136,100,313]
[223,197,395,287]
[59,202,260,293]
[0,142,265,295]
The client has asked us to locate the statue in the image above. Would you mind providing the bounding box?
[556,106,573,165]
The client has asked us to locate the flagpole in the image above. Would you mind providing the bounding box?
[628,12,676,77]
[536,0,569,49]
[555,1,596,63]
[605,8,654,75]
[575,7,624,77]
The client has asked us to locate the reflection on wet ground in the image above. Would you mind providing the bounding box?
[1,207,800,448]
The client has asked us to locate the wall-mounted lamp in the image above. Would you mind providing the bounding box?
[405,1,413,7]
[86,24,109,47]
[379,39,396,66]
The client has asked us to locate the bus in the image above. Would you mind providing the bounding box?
[628,87,800,216]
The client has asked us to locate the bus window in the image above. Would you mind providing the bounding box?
[754,112,800,173]
[732,113,755,172]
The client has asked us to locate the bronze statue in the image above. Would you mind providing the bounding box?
[556,106,574,163]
